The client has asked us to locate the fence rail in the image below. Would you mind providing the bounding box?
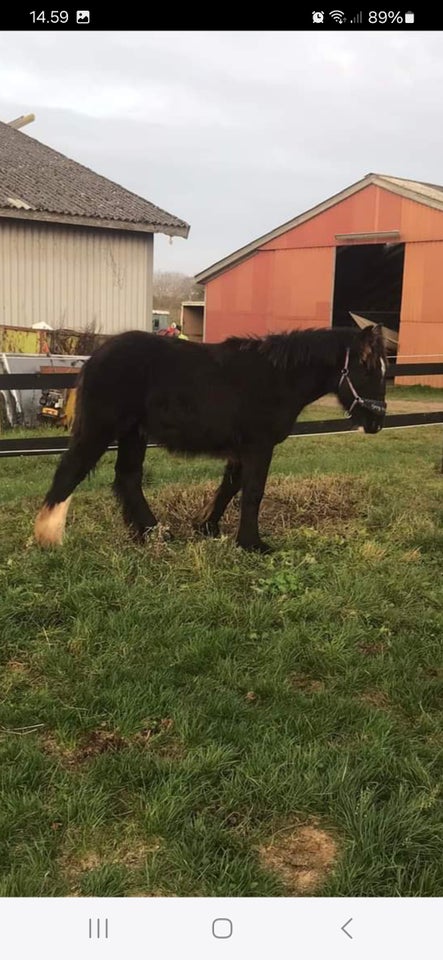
[1,362,443,459]
[2,361,443,391]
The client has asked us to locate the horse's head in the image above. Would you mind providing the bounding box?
[337,325,387,434]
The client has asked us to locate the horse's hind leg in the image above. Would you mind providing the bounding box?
[113,429,158,541]
[34,429,111,547]
[194,458,242,537]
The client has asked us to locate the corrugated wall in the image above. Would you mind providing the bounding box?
[397,240,443,387]
[205,247,334,341]
[0,219,153,334]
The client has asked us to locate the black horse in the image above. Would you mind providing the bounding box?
[34,324,387,552]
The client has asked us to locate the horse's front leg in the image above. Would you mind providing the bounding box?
[236,445,273,552]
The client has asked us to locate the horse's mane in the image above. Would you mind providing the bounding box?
[222,327,363,371]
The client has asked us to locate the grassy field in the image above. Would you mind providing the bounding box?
[0,406,442,897]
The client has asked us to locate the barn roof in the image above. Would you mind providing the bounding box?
[0,120,189,237]
[195,172,443,284]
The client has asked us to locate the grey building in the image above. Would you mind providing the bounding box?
[0,119,189,335]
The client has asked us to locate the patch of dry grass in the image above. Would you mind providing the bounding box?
[60,834,162,895]
[258,820,338,894]
[359,689,392,710]
[289,674,326,694]
[148,474,363,542]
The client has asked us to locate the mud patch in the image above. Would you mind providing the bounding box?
[258,821,338,894]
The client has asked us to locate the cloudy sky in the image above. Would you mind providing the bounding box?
[1,31,442,276]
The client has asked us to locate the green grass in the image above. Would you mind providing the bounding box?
[386,384,443,402]
[0,420,442,897]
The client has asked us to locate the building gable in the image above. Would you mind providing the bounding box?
[196,173,443,284]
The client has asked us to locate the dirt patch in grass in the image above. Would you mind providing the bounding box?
[151,475,363,541]
[61,837,162,894]
[5,659,29,674]
[422,666,443,680]
[357,639,388,657]
[73,729,127,762]
[42,718,184,767]
[289,674,326,694]
[2,660,35,695]
[42,729,126,765]
[359,689,391,709]
[258,821,338,894]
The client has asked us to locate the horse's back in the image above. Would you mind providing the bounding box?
[80,331,239,449]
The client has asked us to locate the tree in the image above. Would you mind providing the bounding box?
[153,272,204,323]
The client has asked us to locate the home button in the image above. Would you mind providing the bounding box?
[212,918,233,939]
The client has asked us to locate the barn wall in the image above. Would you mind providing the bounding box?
[205,247,334,341]
[260,185,443,251]
[204,185,443,384]
[397,240,443,387]
[0,219,153,334]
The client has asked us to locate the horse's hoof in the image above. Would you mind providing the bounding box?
[193,520,220,538]
[237,539,273,554]
[145,525,174,542]
[130,524,158,543]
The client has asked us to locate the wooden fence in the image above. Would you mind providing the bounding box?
[0,362,442,459]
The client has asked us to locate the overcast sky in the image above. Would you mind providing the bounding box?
[1,31,442,276]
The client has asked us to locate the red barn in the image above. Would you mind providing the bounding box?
[195,173,443,386]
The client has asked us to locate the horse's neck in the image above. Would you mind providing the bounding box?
[290,362,337,410]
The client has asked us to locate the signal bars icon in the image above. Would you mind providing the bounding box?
[351,10,363,22]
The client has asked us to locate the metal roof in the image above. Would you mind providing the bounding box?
[0,120,189,237]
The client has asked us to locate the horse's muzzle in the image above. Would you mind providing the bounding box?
[363,418,384,434]
[356,397,386,434]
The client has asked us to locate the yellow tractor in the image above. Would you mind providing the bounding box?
[38,365,80,430]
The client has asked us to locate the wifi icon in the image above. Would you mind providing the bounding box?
[329,9,346,21]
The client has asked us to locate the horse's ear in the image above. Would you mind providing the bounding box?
[359,324,384,366]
